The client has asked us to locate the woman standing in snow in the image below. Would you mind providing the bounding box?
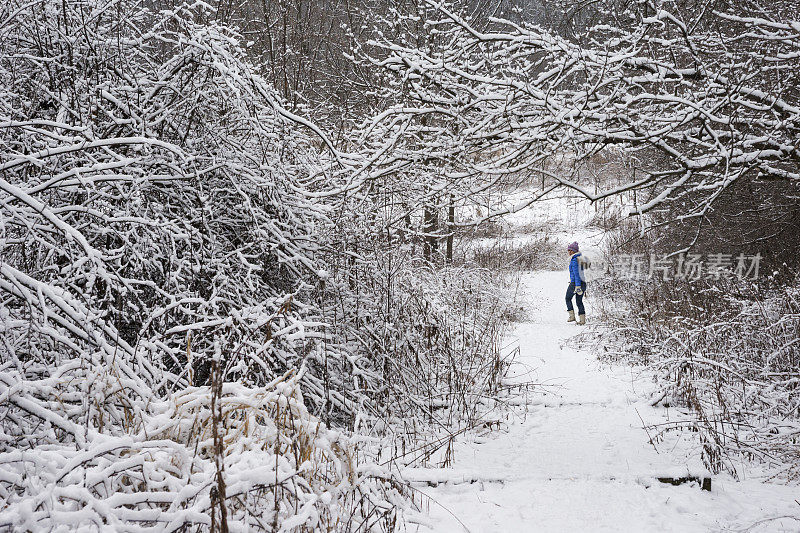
[566,241,587,325]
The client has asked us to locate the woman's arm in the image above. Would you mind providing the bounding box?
[570,257,582,286]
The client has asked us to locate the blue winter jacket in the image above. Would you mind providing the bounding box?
[569,252,583,287]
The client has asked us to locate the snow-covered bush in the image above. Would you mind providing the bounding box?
[0,0,337,392]
[594,252,800,482]
[0,0,521,527]
[316,217,518,433]
[467,236,562,271]
[0,0,412,528]
[0,369,405,530]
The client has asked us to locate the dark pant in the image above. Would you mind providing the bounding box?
[566,282,586,315]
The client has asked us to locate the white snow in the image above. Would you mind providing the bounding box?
[407,270,800,532]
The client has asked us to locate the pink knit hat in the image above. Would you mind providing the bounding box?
[567,241,579,252]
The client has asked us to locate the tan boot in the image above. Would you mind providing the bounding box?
[567,310,576,322]
[578,314,586,325]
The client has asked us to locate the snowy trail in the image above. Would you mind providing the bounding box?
[413,270,800,532]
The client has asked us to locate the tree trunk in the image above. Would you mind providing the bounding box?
[446,195,454,264]
[423,203,439,263]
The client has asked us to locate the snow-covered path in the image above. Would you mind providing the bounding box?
[414,270,800,532]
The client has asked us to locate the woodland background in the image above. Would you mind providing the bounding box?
[1,0,798,529]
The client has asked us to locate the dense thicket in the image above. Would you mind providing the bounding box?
[0,0,514,528]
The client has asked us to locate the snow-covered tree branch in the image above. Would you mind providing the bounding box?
[361,0,799,221]
[0,1,412,528]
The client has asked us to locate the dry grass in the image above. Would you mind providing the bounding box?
[459,235,563,271]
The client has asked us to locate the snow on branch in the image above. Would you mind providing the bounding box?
[0,0,406,528]
[358,0,800,221]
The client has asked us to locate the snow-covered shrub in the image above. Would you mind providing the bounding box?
[376,263,514,420]
[594,255,800,482]
[0,369,405,530]
[0,0,412,528]
[0,0,337,392]
[319,244,518,431]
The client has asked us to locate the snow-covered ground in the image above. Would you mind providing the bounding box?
[406,270,800,532]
